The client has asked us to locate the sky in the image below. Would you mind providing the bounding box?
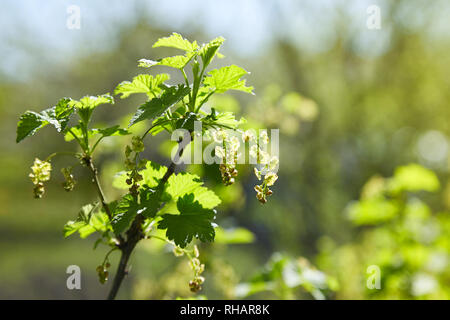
[1,0,449,81]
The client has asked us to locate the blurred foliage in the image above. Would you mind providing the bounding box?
[317,164,450,299]
[1,0,449,299]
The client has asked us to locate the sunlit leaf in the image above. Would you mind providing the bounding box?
[115,74,170,99]
[203,65,254,94]
[153,33,198,52]
[129,84,190,127]
[158,194,216,248]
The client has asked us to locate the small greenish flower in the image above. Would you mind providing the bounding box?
[131,136,144,152]
[173,246,185,257]
[265,172,278,186]
[29,158,52,198]
[242,129,255,142]
[61,167,76,192]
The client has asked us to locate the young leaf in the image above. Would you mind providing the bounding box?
[63,204,110,238]
[165,172,221,209]
[153,32,198,52]
[74,94,114,110]
[129,84,190,127]
[158,194,216,248]
[139,53,195,70]
[203,65,254,94]
[17,98,75,143]
[199,37,225,67]
[139,185,164,218]
[16,111,47,143]
[74,94,114,125]
[111,194,139,235]
[115,74,170,99]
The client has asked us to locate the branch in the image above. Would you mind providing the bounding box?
[84,156,112,221]
[106,137,189,300]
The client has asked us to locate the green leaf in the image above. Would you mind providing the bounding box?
[115,74,170,99]
[165,172,221,209]
[139,54,194,70]
[129,84,190,127]
[139,185,164,218]
[153,33,198,52]
[199,37,225,67]
[203,65,254,94]
[74,94,114,125]
[63,204,110,238]
[16,111,46,143]
[158,194,216,248]
[17,98,75,143]
[73,94,114,110]
[111,194,139,235]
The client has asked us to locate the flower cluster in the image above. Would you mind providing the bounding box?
[124,136,146,195]
[214,129,240,186]
[171,244,205,292]
[189,255,205,293]
[96,261,111,284]
[250,131,279,204]
[61,167,76,192]
[29,158,52,199]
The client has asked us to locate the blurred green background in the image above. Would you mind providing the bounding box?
[1,0,449,299]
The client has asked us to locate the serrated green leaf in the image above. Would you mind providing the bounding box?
[73,94,114,110]
[63,204,110,238]
[203,65,253,94]
[139,54,195,70]
[129,84,190,127]
[153,33,198,52]
[199,37,225,67]
[111,194,139,235]
[115,74,170,99]
[17,98,76,143]
[165,172,221,209]
[74,94,114,125]
[16,111,46,143]
[139,185,164,218]
[158,194,216,248]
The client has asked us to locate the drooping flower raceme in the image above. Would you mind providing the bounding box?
[29,158,52,198]
[214,129,240,186]
[251,131,279,204]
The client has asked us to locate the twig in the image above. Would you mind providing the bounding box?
[106,137,189,300]
[83,156,112,221]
